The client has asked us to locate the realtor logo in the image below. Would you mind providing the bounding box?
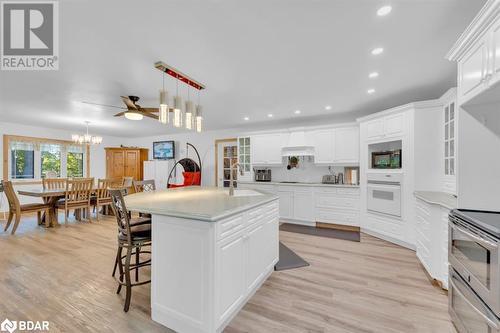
[0,319,17,333]
[0,1,59,70]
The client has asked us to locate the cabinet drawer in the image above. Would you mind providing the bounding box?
[336,187,360,197]
[314,187,338,194]
[315,208,359,226]
[217,214,245,240]
[315,194,359,210]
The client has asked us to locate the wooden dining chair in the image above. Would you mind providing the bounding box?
[132,179,156,193]
[94,178,122,221]
[2,181,51,234]
[56,178,94,225]
[42,178,67,190]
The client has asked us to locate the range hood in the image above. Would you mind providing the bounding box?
[281,131,315,157]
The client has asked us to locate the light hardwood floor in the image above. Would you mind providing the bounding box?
[0,215,455,333]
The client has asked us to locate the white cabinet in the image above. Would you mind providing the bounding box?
[312,126,359,165]
[459,38,488,103]
[415,197,450,289]
[365,114,405,141]
[245,223,267,291]
[277,188,293,219]
[365,118,385,140]
[312,129,335,164]
[293,189,314,221]
[334,127,359,163]
[447,1,500,105]
[314,187,360,227]
[251,133,286,166]
[217,232,246,323]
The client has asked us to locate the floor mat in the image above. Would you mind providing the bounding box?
[275,242,309,271]
[279,223,360,242]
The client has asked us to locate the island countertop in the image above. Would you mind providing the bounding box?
[124,186,278,222]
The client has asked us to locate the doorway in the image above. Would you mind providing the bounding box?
[215,138,238,188]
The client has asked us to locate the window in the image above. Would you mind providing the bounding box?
[40,143,61,178]
[67,145,84,178]
[3,135,89,181]
[444,102,455,176]
[238,137,251,172]
[10,141,35,179]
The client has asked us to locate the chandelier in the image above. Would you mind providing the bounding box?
[71,121,103,145]
[155,61,205,133]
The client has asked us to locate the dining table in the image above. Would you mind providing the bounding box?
[17,186,128,227]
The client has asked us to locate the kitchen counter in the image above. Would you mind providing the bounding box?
[239,180,360,188]
[124,186,278,222]
[414,191,457,210]
[124,186,279,333]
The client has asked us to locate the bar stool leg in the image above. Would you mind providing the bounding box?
[116,245,124,295]
[112,246,121,277]
[124,246,133,312]
[135,247,140,282]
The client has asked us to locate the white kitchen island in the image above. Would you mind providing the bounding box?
[124,187,279,333]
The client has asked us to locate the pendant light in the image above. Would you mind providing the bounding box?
[195,105,203,133]
[185,86,194,130]
[159,75,169,124]
[195,89,203,133]
[173,75,183,128]
[125,111,143,121]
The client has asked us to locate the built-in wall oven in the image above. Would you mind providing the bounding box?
[449,209,500,333]
[366,173,402,217]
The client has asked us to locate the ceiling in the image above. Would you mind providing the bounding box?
[0,0,486,137]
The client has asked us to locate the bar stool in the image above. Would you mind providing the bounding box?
[109,188,151,312]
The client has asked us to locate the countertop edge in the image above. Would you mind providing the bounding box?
[414,191,457,210]
[125,194,279,222]
[239,181,360,188]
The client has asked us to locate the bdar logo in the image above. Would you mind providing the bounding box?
[0,319,17,333]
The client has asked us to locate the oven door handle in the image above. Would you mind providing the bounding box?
[450,275,499,330]
[451,223,498,250]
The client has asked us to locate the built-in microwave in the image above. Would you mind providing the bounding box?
[371,149,402,169]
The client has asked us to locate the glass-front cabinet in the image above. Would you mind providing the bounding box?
[238,137,252,181]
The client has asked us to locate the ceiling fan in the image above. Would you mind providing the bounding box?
[81,96,158,120]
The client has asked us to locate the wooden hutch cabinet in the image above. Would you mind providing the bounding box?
[105,147,149,181]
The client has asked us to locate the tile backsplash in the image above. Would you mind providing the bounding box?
[265,158,346,183]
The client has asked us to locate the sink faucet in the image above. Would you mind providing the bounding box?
[229,162,244,196]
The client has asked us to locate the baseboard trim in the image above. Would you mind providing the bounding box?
[361,227,416,251]
[316,222,360,233]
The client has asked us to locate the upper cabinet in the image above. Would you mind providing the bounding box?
[334,127,359,164]
[251,133,287,166]
[447,1,500,107]
[312,127,359,165]
[364,113,405,141]
[311,129,335,164]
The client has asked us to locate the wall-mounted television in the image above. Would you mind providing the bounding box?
[153,141,175,160]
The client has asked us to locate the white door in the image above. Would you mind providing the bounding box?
[245,223,267,291]
[334,127,359,163]
[217,140,238,188]
[312,129,335,164]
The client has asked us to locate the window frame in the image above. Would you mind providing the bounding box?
[3,135,90,184]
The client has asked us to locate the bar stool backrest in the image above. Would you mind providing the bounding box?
[109,188,132,242]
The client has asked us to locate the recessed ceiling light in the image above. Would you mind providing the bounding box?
[244,116,249,121]
[377,5,392,16]
[325,105,332,110]
[371,47,384,55]
[294,110,301,114]
[267,114,273,118]
[367,89,376,94]
[369,72,379,79]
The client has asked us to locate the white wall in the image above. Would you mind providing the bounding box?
[0,121,125,210]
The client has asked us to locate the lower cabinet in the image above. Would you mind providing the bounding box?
[240,183,360,227]
[415,197,450,289]
[216,201,279,326]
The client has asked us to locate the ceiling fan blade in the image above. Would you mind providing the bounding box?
[113,111,127,117]
[140,108,159,113]
[120,96,138,110]
[81,101,126,110]
[142,112,159,120]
